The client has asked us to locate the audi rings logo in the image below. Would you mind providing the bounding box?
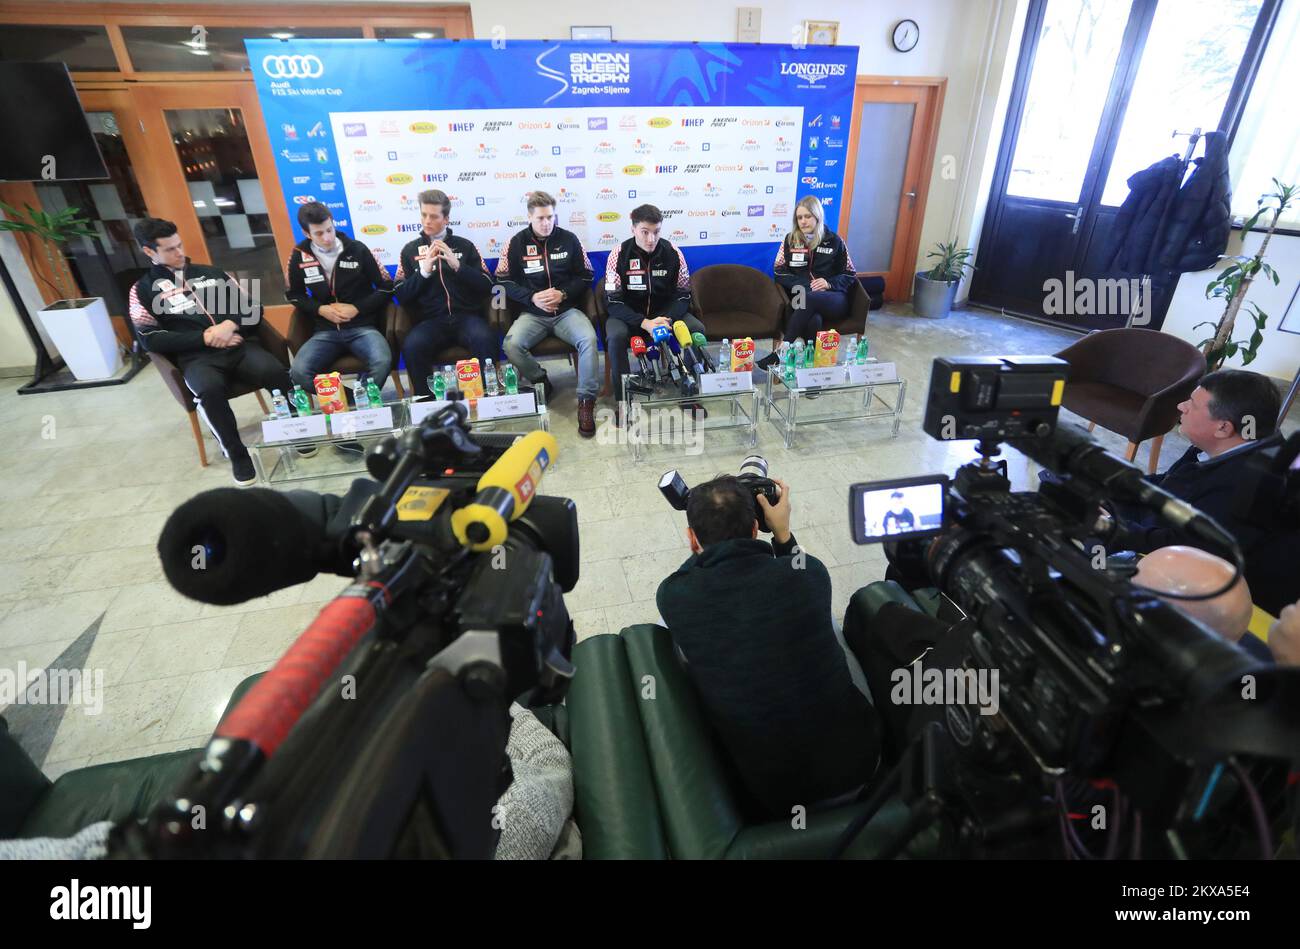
[262,55,324,79]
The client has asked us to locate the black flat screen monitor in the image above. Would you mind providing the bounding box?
[0,62,108,182]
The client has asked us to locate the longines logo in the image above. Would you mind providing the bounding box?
[780,62,848,82]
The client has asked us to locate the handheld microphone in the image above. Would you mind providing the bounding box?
[451,430,560,551]
[664,335,697,394]
[645,343,664,382]
[158,488,354,605]
[630,335,653,378]
[691,331,716,372]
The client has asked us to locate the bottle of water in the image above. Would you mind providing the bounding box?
[503,363,519,395]
[292,385,312,417]
[484,358,500,396]
[841,334,857,365]
[352,379,370,411]
[856,335,870,365]
[719,338,731,372]
[271,389,292,419]
[443,366,457,396]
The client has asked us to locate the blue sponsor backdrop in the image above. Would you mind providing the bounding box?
[247,39,858,281]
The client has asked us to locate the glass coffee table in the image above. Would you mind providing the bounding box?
[763,358,907,448]
[250,388,551,485]
[620,371,761,462]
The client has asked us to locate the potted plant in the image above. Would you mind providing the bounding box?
[0,201,122,380]
[913,240,975,319]
[1194,179,1296,371]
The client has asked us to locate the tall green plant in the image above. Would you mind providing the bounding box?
[0,201,97,302]
[1194,179,1296,370]
[924,240,975,283]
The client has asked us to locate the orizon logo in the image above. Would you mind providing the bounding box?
[263,54,323,79]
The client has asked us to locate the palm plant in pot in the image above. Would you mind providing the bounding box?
[0,200,124,380]
[914,240,975,319]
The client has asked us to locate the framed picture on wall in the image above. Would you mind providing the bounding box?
[1278,281,1300,334]
[803,20,839,46]
[571,26,613,41]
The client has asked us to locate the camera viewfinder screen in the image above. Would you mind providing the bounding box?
[851,476,947,544]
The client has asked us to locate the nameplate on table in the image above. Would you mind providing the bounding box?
[795,366,842,389]
[846,362,898,385]
[261,415,328,444]
[409,399,450,426]
[476,393,537,420]
[328,406,395,437]
[699,371,753,395]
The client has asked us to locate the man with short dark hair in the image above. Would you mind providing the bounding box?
[656,475,881,819]
[286,202,394,395]
[496,191,599,437]
[1106,368,1295,612]
[128,217,300,486]
[395,189,496,396]
[604,204,706,422]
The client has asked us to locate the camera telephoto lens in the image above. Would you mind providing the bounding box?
[739,454,768,479]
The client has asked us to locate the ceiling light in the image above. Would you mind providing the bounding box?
[270,32,295,40]
[412,32,435,39]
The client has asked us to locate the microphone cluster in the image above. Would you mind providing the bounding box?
[628,321,722,397]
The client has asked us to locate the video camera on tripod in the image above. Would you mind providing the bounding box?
[111,400,578,859]
[838,356,1300,859]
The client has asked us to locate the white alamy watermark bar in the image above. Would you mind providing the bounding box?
[0,663,104,716]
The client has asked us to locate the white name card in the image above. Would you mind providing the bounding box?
[699,371,753,395]
[261,414,328,444]
[795,366,841,389]
[476,392,537,420]
[846,362,898,385]
[329,405,395,437]
[409,399,450,426]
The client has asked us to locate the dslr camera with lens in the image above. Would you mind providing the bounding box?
[658,454,782,530]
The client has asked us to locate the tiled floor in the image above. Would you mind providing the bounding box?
[1,305,1294,779]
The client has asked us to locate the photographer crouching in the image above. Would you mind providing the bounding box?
[655,470,882,821]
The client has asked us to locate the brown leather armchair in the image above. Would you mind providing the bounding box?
[141,322,285,467]
[690,264,787,342]
[773,277,871,340]
[285,302,402,396]
[499,286,608,397]
[1054,328,1207,474]
[390,296,506,394]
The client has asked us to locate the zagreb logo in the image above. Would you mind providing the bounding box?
[670,185,690,197]
[351,149,373,162]
[435,147,458,160]
[593,141,617,154]
[740,139,761,151]
[361,224,388,235]
[597,211,621,222]
[648,117,672,128]
[448,122,474,132]
[424,173,449,182]
[566,166,586,179]
[737,226,755,238]
[262,54,323,79]
[386,173,413,185]
[623,164,645,176]
[343,123,367,137]
[599,232,620,247]
[671,229,687,241]
[776,161,794,173]
[516,144,538,157]
[682,118,704,127]
[409,122,437,134]
[668,140,690,152]
[360,200,382,212]
[596,188,617,200]
[292,195,318,205]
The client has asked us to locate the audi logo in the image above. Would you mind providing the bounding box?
[262,55,324,79]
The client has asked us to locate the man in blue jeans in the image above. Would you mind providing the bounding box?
[285,202,394,396]
[496,191,599,437]
[394,189,497,396]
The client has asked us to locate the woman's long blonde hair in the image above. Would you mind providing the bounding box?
[788,196,826,251]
